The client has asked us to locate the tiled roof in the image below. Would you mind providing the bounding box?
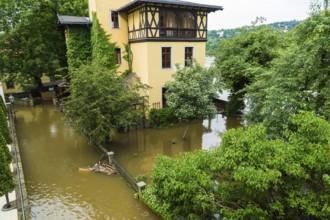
[117,0,223,12]
[57,15,92,25]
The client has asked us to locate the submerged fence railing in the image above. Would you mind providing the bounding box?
[112,158,139,192]
[96,144,144,193]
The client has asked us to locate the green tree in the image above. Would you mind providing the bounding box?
[213,111,330,219]
[0,0,88,90]
[206,20,300,56]
[0,107,11,145]
[65,61,141,143]
[246,7,330,136]
[144,111,330,219]
[0,133,15,209]
[0,95,7,115]
[215,25,283,115]
[143,150,216,219]
[165,62,217,123]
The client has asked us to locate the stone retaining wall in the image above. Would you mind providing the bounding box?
[9,112,30,220]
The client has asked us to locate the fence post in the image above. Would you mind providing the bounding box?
[107,151,115,165]
[137,181,146,200]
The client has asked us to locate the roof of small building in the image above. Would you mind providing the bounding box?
[57,15,92,25]
[117,0,223,12]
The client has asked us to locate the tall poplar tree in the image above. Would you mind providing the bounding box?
[0,107,11,145]
[0,135,15,209]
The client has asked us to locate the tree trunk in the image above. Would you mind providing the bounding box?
[34,76,45,92]
[182,123,189,140]
[5,193,11,208]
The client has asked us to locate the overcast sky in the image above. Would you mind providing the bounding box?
[190,0,315,30]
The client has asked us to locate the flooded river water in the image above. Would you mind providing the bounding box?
[15,104,241,219]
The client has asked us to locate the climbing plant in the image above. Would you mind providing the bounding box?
[66,25,92,72]
[91,12,116,69]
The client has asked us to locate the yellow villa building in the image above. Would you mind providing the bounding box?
[88,0,222,108]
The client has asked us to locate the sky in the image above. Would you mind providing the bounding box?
[189,0,315,30]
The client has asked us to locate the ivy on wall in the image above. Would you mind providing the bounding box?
[91,12,116,69]
[66,25,92,72]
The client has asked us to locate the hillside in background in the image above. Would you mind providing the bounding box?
[207,20,301,55]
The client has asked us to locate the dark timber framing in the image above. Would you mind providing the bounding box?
[119,0,222,43]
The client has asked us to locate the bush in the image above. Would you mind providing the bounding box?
[149,108,178,128]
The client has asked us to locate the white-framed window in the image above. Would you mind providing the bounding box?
[161,47,171,69]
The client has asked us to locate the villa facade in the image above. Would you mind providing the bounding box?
[88,0,222,108]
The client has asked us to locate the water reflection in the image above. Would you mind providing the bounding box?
[107,113,242,180]
[15,104,241,219]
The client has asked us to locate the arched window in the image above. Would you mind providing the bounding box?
[180,12,195,29]
[160,10,177,37]
[160,11,177,28]
[179,12,196,37]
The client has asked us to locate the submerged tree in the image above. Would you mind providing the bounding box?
[65,61,142,143]
[215,25,283,115]
[143,111,330,219]
[165,62,218,122]
[246,6,330,136]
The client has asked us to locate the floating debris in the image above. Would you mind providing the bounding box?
[79,163,117,175]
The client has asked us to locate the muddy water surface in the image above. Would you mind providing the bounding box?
[15,105,160,220]
[15,105,241,219]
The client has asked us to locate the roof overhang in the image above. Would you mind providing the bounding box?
[117,0,223,13]
[57,15,92,25]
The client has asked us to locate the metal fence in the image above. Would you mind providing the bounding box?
[112,159,139,192]
[152,102,161,109]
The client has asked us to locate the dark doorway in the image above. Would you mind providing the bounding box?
[162,87,168,108]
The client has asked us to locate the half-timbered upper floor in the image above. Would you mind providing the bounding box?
[117,0,223,42]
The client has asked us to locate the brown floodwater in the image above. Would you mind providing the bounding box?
[14,104,241,219]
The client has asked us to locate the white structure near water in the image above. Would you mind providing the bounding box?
[205,56,229,102]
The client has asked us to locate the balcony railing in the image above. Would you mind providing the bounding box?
[159,28,196,38]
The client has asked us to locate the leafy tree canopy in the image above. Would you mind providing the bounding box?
[0,134,15,208]
[246,7,330,136]
[0,0,87,90]
[165,62,218,122]
[143,111,330,219]
[65,61,142,143]
[215,25,284,115]
[0,96,7,114]
[206,20,300,56]
[0,107,11,145]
